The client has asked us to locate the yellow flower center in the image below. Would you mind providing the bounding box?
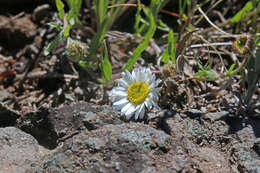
[127,81,149,105]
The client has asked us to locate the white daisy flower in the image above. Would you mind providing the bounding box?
[112,67,161,120]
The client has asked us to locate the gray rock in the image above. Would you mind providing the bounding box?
[28,123,193,172]
[185,109,203,118]
[32,4,51,22]
[18,102,260,172]
[238,159,260,173]
[48,102,123,140]
[191,147,231,172]
[0,90,13,102]
[17,102,123,149]
[203,111,229,122]
[0,127,41,173]
[235,146,260,173]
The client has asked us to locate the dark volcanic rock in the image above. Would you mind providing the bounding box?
[48,102,123,140]
[16,103,260,172]
[0,127,42,173]
[28,123,193,173]
[191,147,231,172]
[17,102,123,149]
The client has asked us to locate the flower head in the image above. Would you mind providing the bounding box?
[112,67,161,120]
[233,34,251,55]
[66,37,87,62]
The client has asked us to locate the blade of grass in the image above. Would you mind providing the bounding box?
[56,0,65,20]
[124,0,161,70]
[230,1,253,23]
[88,17,109,59]
[100,41,112,82]
[44,30,64,56]
[124,8,156,70]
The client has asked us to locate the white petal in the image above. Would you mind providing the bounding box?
[149,79,161,89]
[139,105,145,119]
[139,70,146,82]
[114,101,128,111]
[145,98,153,110]
[134,105,142,120]
[113,95,127,103]
[125,104,136,120]
[131,69,136,80]
[135,69,141,81]
[113,98,128,106]
[151,99,160,110]
[148,75,155,85]
[149,92,159,100]
[155,79,162,86]
[112,90,127,97]
[116,78,129,88]
[121,103,132,114]
[149,87,160,94]
[123,70,134,84]
[115,86,127,91]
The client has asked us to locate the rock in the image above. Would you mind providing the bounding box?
[17,102,123,149]
[203,111,229,122]
[185,109,203,118]
[16,102,260,172]
[234,146,260,173]
[236,125,256,148]
[48,102,123,140]
[32,4,51,22]
[191,147,231,172]
[28,123,194,172]
[238,159,260,173]
[0,127,41,173]
[0,90,13,102]
[0,15,36,49]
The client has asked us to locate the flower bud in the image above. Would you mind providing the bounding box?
[65,38,87,62]
[233,35,251,55]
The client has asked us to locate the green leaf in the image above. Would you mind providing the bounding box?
[88,17,109,58]
[197,62,205,71]
[134,0,142,34]
[157,19,170,32]
[225,64,236,76]
[196,62,216,80]
[124,11,156,70]
[195,71,206,77]
[161,48,169,63]
[230,1,253,23]
[66,0,82,25]
[79,60,87,68]
[44,30,64,56]
[161,29,176,63]
[55,0,65,20]
[64,24,71,37]
[168,29,177,63]
[47,22,62,29]
[252,0,260,9]
[94,0,109,27]
[205,70,216,80]
[101,42,112,82]
[124,0,160,70]
[67,0,73,8]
